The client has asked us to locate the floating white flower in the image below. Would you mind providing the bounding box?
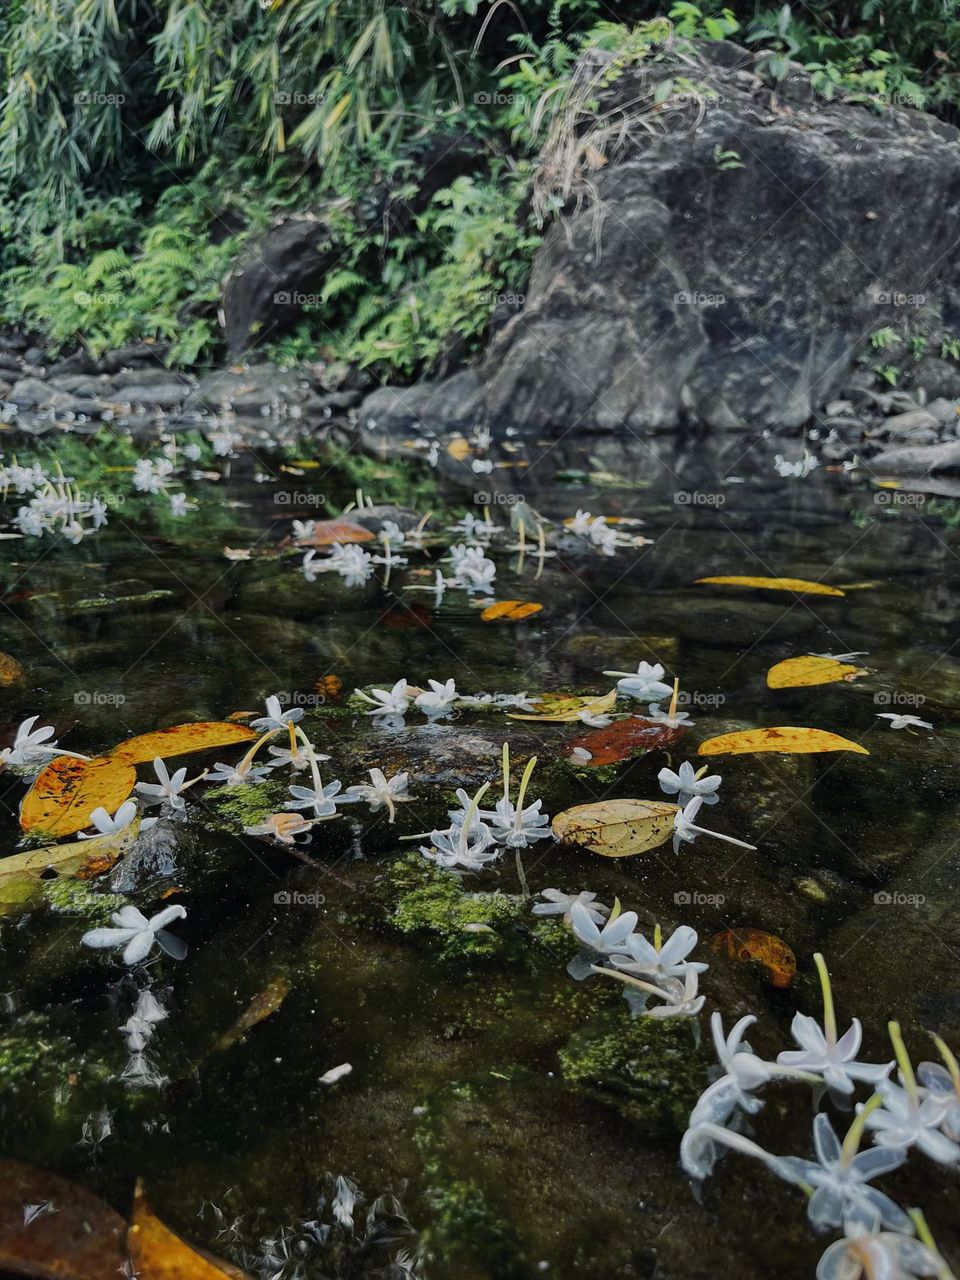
[531,889,609,926]
[79,800,138,838]
[816,1220,941,1280]
[251,695,304,733]
[918,1037,960,1141]
[340,768,411,822]
[415,678,458,715]
[82,905,187,966]
[648,701,695,729]
[672,796,756,854]
[205,759,273,786]
[481,746,552,849]
[330,542,374,587]
[169,493,195,517]
[135,757,204,811]
[569,900,638,958]
[612,924,709,984]
[119,989,167,1052]
[244,813,316,844]
[421,783,497,872]
[876,713,933,731]
[0,715,78,769]
[287,776,343,819]
[658,761,722,807]
[355,679,411,717]
[864,1024,960,1166]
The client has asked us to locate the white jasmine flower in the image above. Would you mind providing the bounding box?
[132,458,173,494]
[135,758,198,811]
[658,761,722,806]
[672,796,756,853]
[339,768,411,822]
[567,509,594,535]
[644,968,706,1019]
[169,493,195,517]
[531,889,609,926]
[876,713,933,731]
[648,701,695,728]
[865,1079,960,1166]
[569,900,638,958]
[209,430,241,457]
[266,743,329,770]
[205,759,272,785]
[774,450,819,479]
[918,1046,960,1141]
[292,519,316,541]
[251,694,304,732]
[0,715,74,768]
[447,513,496,539]
[689,1014,773,1128]
[355,679,411,716]
[612,924,708,983]
[421,783,497,872]
[302,549,321,582]
[79,800,138,838]
[244,812,316,844]
[287,777,343,819]
[415,678,458,715]
[330,542,373,587]
[483,796,552,848]
[816,1220,941,1280]
[448,544,496,591]
[82,905,187,966]
[379,520,405,545]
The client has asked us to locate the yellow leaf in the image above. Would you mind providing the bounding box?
[481,600,544,622]
[712,927,797,988]
[20,756,137,838]
[695,576,845,597]
[552,798,679,857]
[109,721,257,765]
[508,688,617,722]
[0,650,24,686]
[698,726,869,756]
[0,819,140,915]
[767,656,868,688]
[446,437,473,461]
[128,1181,246,1279]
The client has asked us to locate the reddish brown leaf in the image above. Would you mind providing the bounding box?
[712,928,797,988]
[294,520,374,546]
[566,716,685,767]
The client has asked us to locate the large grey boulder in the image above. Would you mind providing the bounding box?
[361,39,960,434]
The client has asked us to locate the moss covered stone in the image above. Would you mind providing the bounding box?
[559,1010,709,1131]
[204,778,287,830]
[392,865,525,962]
[0,1015,75,1092]
[42,878,128,921]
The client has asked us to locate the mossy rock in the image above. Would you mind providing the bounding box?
[559,1010,709,1131]
[42,878,128,922]
[392,864,526,962]
[0,1014,76,1093]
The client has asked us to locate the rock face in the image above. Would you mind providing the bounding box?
[361,39,960,434]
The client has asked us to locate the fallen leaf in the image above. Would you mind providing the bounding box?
[222,547,251,560]
[0,1159,127,1280]
[446,438,473,461]
[695,576,845,597]
[20,756,137,839]
[315,674,343,698]
[0,650,24,686]
[213,977,290,1053]
[295,519,374,546]
[1,818,140,913]
[698,727,869,756]
[509,689,617,723]
[712,927,797,988]
[480,600,544,623]
[109,721,256,765]
[566,716,685,766]
[552,798,678,857]
[767,656,869,688]
[128,1182,247,1279]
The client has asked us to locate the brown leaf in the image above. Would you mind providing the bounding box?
[712,928,797,988]
[0,1159,126,1280]
[128,1182,246,1279]
[109,722,256,765]
[0,650,24,686]
[213,977,291,1053]
[315,675,343,698]
[19,756,136,839]
[552,798,678,857]
[566,716,685,766]
[294,520,374,546]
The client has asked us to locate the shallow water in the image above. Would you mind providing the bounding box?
[1,421,959,1278]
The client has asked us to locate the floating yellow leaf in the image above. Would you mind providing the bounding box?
[20,755,137,838]
[214,976,291,1053]
[767,656,868,688]
[480,600,544,623]
[712,927,797,988]
[446,437,473,461]
[0,650,24,686]
[552,798,678,857]
[0,819,140,915]
[109,721,256,765]
[508,688,617,723]
[128,1180,245,1279]
[698,726,869,756]
[695,576,845,597]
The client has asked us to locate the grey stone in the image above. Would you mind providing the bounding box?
[868,440,960,475]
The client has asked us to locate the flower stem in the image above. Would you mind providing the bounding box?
[841,1092,883,1165]
[932,1033,960,1095]
[814,952,837,1046]
[888,1020,918,1102]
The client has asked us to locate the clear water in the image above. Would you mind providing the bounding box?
[1,420,958,1278]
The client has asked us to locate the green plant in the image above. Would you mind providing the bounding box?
[713,144,745,169]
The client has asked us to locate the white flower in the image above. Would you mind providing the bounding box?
[0,715,71,768]
[169,493,195,517]
[209,430,241,457]
[672,796,756,853]
[132,458,173,494]
[648,702,695,728]
[569,900,638,958]
[379,520,405,545]
[292,519,316,541]
[339,768,411,822]
[302,549,320,582]
[205,759,272,785]
[531,889,609,926]
[447,513,496,539]
[135,758,193,811]
[876,713,933,731]
[244,812,315,844]
[415,678,458,715]
[287,777,343,819]
[567,509,594,535]
[356,679,411,716]
[330,542,373,587]
[482,795,552,848]
[612,924,709,983]
[119,989,167,1051]
[266,743,329,771]
[689,1014,773,1128]
[644,968,705,1019]
[658,761,722,806]
[602,660,673,701]
[779,1112,912,1233]
[778,1013,893,1096]
[251,695,304,732]
[816,1220,941,1280]
[774,450,819,479]
[82,905,187,966]
[79,800,138,838]
[918,1057,960,1141]
[864,1079,960,1165]
[421,822,497,872]
[448,544,496,591]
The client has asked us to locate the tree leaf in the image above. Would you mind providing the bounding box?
[128,1181,246,1279]
[0,650,24,686]
[109,721,256,765]
[213,976,291,1053]
[695,576,845,597]
[712,927,797,988]
[1,818,140,915]
[293,519,375,546]
[0,1158,127,1280]
[698,727,869,756]
[767,656,868,688]
[566,716,685,766]
[480,600,544,622]
[552,798,678,857]
[19,756,137,838]
[509,689,617,723]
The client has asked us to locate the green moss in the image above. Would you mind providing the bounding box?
[392,868,525,962]
[204,778,286,829]
[559,1011,709,1131]
[0,1015,74,1091]
[42,878,128,921]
